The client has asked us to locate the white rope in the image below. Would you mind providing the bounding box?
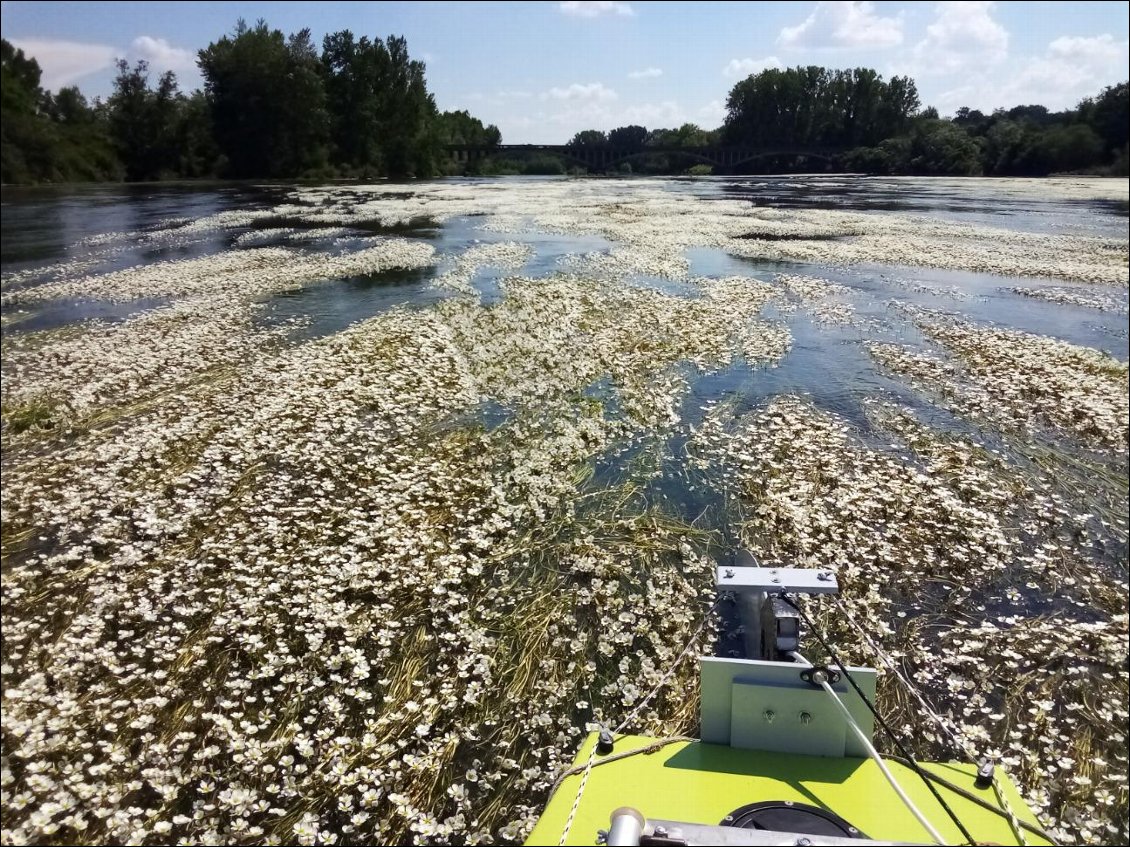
[991,772,1029,847]
[831,596,1028,846]
[557,599,719,845]
[557,742,598,847]
[832,596,979,760]
[819,674,946,844]
[790,651,945,844]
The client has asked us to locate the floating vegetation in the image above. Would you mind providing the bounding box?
[1010,285,1129,315]
[1,176,1127,846]
[690,396,1128,844]
[869,310,1129,451]
[1,240,435,305]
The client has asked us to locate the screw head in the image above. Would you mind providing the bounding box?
[763,709,776,723]
[799,711,813,725]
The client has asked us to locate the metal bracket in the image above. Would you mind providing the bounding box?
[800,666,842,686]
[716,565,839,594]
[715,557,838,662]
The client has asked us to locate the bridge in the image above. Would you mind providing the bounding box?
[446,143,846,172]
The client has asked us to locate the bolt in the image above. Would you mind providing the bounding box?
[596,830,608,845]
[796,839,813,846]
[724,815,735,823]
[810,669,828,685]
[799,711,813,725]
[724,568,735,579]
[763,709,776,723]
[654,826,668,838]
[817,571,832,581]
[772,577,780,583]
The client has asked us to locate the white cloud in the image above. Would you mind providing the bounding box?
[699,100,727,125]
[8,35,199,93]
[495,96,689,143]
[930,33,1128,114]
[621,100,684,126]
[723,56,782,79]
[779,1,903,49]
[912,1,1009,74]
[9,38,117,90]
[130,36,196,74]
[559,1,634,18]
[1048,34,1126,66]
[996,34,1128,110]
[541,82,618,102]
[628,67,663,79]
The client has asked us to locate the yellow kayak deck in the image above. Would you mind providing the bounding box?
[527,733,1050,846]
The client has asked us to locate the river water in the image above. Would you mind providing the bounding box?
[2,175,1128,846]
[4,176,1126,418]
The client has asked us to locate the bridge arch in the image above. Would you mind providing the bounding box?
[728,150,839,170]
[601,149,721,170]
[444,143,847,173]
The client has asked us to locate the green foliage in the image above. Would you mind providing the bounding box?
[608,124,647,149]
[724,66,920,148]
[904,119,983,175]
[647,123,717,147]
[568,129,608,148]
[1,39,121,183]
[4,32,1125,185]
[434,109,500,148]
[108,61,186,180]
[322,32,442,178]
[686,164,713,176]
[1080,82,1129,155]
[949,82,1128,176]
[198,20,329,178]
[474,155,564,176]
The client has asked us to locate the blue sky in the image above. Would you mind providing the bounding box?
[3,1,1128,143]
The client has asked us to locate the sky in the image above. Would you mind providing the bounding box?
[2,1,1128,144]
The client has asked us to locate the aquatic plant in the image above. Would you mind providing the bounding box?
[2,176,1126,846]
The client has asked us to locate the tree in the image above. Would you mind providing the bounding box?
[1079,82,1129,157]
[608,125,647,149]
[198,19,329,177]
[906,119,981,175]
[568,129,607,148]
[107,60,185,180]
[723,66,919,148]
[1,38,120,182]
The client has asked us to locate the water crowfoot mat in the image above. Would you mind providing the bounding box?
[2,175,1127,845]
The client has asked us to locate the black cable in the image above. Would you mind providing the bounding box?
[887,755,1053,842]
[780,592,978,847]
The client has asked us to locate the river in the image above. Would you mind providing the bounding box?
[1,175,1127,845]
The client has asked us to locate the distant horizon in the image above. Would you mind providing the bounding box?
[2,1,1128,143]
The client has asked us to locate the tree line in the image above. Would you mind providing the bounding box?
[1,19,500,184]
[553,66,1127,177]
[4,34,1127,183]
